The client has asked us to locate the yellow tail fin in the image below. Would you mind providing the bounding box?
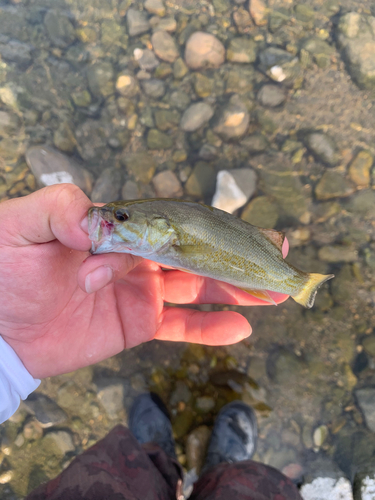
[292,273,334,308]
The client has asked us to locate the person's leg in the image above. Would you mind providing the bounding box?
[26,394,182,500]
[190,401,303,500]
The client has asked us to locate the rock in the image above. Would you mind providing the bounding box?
[44,10,75,48]
[170,381,192,406]
[23,393,67,428]
[356,388,375,433]
[91,167,122,203]
[154,109,180,131]
[337,13,375,90]
[43,430,75,456]
[227,37,257,63]
[300,37,334,69]
[122,180,140,200]
[123,152,156,183]
[185,162,216,198]
[240,134,269,153]
[318,245,358,263]
[25,145,92,195]
[199,144,217,160]
[127,8,150,36]
[72,90,92,108]
[185,32,225,70]
[0,40,32,67]
[349,150,373,188]
[313,425,329,448]
[152,170,183,197]
[170,90,191,110]
[154,62,173,78]
[151,16,177,32]
[144,0,165,16]
[141,78,166,98]
[353,466,375,500]
[96,378,130,419]
[362,336,375,358]
[53,122,76,153]
[257,84,286,107]
[173,408,194,439]
[186,426,211,474]
[116,73,139,97]
[249,0,267,26]
[304,132,340,167]
[151,30,179,62]
[315,171,355,200]
[134,48,159,71]
[300,477,354,500]
[344,190,375,218]
[87,62,114,98]
[258,47,302,87]
[23,419,44,441]
[193,73,213,98]
[0,111,19,136]
[267,349,307,384]
[195,396,215,413]
[173,58,188,79]
[147,129,173,149]
[212,94,250,140]
[180,102,214,132]
[233,8,252,33]
[212,171,248,214]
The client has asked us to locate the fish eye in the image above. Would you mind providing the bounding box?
[114,209,129,222]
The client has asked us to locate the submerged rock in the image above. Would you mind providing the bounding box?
[249,0,267,26]
[147,129,173,149]
[44,10,75,48]
[355,388,375,433]
[127,8,150,36]
[257,84,286,107]
[0,40,32,67]
[141,78,166,98]
[227,37,257,63]
[152,170,183,197]
[301,477,353,500]
[349,150,373,188]
[23,393,67,428]
[151,30,179,62]
[185,162,216,198]
[186,426,211,474]
[212,94,250,140]
[304,132,339,167]
[258,47,302,87]
[180,102,214,132]
[123,152,156,183]
[87,62,114,98]
[211,170,248,214]
[241,196,279,228]
[315,171,355,200]
[185,32,225,70]
[91,167,122,203]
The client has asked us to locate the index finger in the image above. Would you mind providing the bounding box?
[0,184,92,251]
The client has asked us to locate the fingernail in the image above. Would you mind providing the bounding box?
[80,216,88,233]
[85,266,113,293]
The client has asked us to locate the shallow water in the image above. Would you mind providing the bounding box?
[0,0,375,497]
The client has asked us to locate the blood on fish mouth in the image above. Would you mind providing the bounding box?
[101,220,114,237]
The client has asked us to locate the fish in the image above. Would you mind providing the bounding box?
[88,199,334,308]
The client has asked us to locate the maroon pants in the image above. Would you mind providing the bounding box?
[26,425,302,500]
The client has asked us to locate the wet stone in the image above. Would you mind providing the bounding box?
[241,134,269,153]
[318,245,358,263]
[258,48,302,88]
[212,94,250,140]
[23,393,67,428]
[300,37,334,69]
[44,10,75,48]
[349,150,373,188]
[87,62,114,98]
[344,190,375,218]
[23,419,44,441]
[154,109,180,131]
[353,466,375,500]
[313,425,329,448]
[186,426,211,474]
[144,0,165,17]
[71,90,91,108]
[193,73,213,98]
[151,30,179,63]
[53,122,76,153]
[141,79,166,98]
[169,90,191,111]
[195,396,215,413]
[123,152,156,183]
[185,32,225,70]
[91,167,122,203]
[212,170,248,214]
[180,102,214,132]
[152,170,183,197]
[25,145,92,195]
[362,336,375,358]
[173,58,188,79]
[227,37,257,63]
[0,40,32,67]
[170,381,192,407]
[257,84,286,107]
[0,111,19,136]
[154,62,172,79]
[147,129,173,149]
[134,48,159,71]
[185,162,216,198]
[267,349,307,385]
[199,144,217,160]
[355,388,375,433]
[116,73,139,98]
[249,0,267,26]
[43,431,75,456]
[127,8,150,37]
[213,0,230,13]
[301,477,354,500]
[304,132,339,167]
[96,378,130,420]
[151,16,177,32]
[315,171,355,200]
[122,180,140,200]
[233,8,252,33]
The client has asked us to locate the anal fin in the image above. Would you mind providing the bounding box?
[239,287,277,305]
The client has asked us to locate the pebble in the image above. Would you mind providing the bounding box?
[141,78,166,98]
[151,30,179,62]
[213,94,250,140]
[173,58,188,79]
[267,349,307,385]
[0,110,19,136]
[211,170,248,214]
[186,426,211,474]
[23,393,68,428]
[72,90,91,108]
[227,167,257,199]
[193,73,213,98]
[233,8,252,33]
[349,150,373,188]
[91,167,122,203]
[0,40,32,67]
[185,32,225,70]
[227,37,257,63]
[258,47,302,87]
[144,0,165,16]
[241,196,279,228]
[123,152,156,183]
[152,170,183,197]
[53,122,76,153]
[180,102,214,132]
[249,0,267,26]
[25,145,93,195]
[355,388,375,433]
[199,144,217,160]
[44,10,75,48]
[304,132,340,167]
[154,109,180,131]
[241,134,269,153]
[126,8,150,36]
[170,90,191,110]
[315,171,355,200]
[300,37,334,69]
[313,425,329,448]
[87,61,115,98]
[151,16,177,32]
[170,381,192,407]
[362,336,375,358]
[116,73,139,97]
[185,162,216,198]
[318,245,358,263]
[301,477,353,500]
[134,48,159,71]
[23,419,44,441]
[43,430,75,456]
[122,180,140,200]
[147,129,174,149]
[353,468,375,500]
[257,84,286,107]
[96,378,130,420]
[195,396,215,413]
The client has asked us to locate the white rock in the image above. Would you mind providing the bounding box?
[360,475,375,500]
[301,477,353,500]
[212,170,248,214]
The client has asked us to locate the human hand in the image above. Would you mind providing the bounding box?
[0,184,288,379]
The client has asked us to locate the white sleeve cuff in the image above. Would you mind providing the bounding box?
[0,336,41,424]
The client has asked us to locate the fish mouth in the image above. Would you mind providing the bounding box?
[88,207,115,254]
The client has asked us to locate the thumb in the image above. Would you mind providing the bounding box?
[0,184,92,251]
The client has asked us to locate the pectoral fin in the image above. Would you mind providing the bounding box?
[258,228,285,253]
[239,287,277,305]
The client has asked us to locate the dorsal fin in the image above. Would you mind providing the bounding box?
[258,228,285,253]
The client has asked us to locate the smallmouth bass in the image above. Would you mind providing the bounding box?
[88,199,334,308]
